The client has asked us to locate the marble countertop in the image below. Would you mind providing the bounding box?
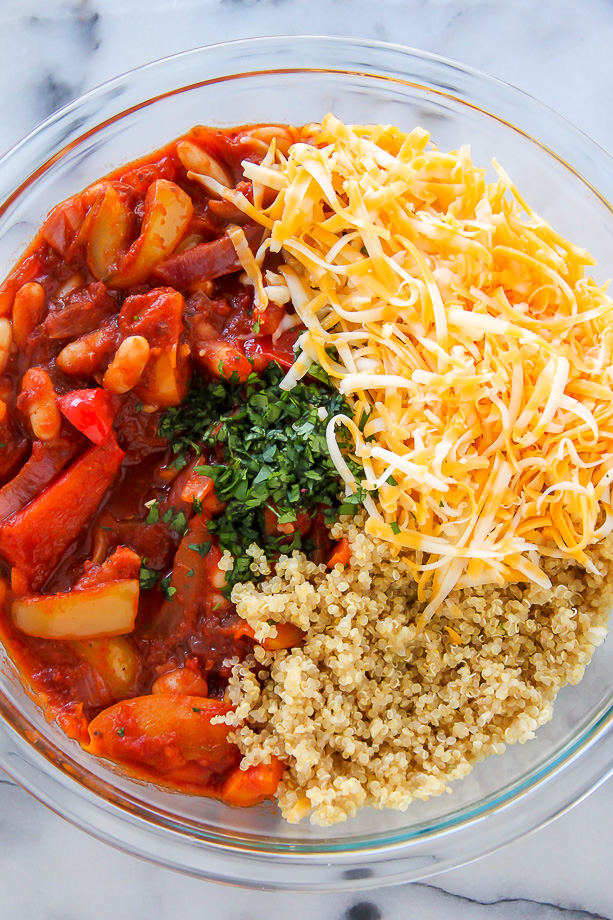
[1,0,613,917]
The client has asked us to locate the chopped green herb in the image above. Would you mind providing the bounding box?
[186,568,194,578]
[188,540,212,558]
[159,363,365,591]
[139,560,159,591]
[116,727,125,737]
[357,407,371,432]
[135,401,144,412]
[145,503,160,525]
[192,707,202,713]
[390,521,401,535]
[148,503,188,534]
[192,496,203,515]
[159,574,177,599]
[252,317,261,334]
[0,443,6,449]
[170,509,188,535]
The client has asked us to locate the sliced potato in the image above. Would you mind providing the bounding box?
[134,349,189,408]
[110,180,193,288]
[87,185,133,280]
[12,580,139,640]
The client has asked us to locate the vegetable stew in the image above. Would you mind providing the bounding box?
[0,124,354,806]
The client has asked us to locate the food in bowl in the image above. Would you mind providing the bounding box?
[0,114,611,826]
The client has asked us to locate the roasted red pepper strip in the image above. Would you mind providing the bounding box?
[58,389,116,444]
[0,437,78,522]
[86,694,240,785]
[0,437,125,589]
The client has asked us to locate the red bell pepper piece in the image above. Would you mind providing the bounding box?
[0,437,125,589]
[58,389,116,445]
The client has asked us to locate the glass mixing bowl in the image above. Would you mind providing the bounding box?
[0,36,612,890]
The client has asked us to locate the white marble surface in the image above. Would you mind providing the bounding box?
[1,0,613,917]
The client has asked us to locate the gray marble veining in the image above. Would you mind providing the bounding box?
[1,1,613,917]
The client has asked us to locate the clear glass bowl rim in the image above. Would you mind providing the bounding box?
[0,35,612,889]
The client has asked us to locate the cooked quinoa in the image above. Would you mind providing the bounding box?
[218,517,613,826]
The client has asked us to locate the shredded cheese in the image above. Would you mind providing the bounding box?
[235,113,613,618]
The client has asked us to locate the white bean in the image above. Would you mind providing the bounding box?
[103,335,150,394]
[21,368,60,441]
[176,140,232,188]
[12,282,45,349]
[0,318,12,373]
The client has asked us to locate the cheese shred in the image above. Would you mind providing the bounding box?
[236,114,613,615]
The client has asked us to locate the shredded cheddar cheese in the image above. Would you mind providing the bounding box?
[228,114,613,618]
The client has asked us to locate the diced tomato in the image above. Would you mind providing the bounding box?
[243,329,301,372]
[235,619,305,651]
[221,756,285,807]
[328,537,351,569]
[58,389,117,444]
[75,545,141,589]
[118,157,176,196]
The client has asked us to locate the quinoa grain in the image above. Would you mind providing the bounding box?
[221,517,613,826]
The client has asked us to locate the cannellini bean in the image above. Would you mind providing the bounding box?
[74,637,139,698]
[103,335,150,394]
[20,367,61,441]
[175,233,204,254]
[240,125,297,156]
[12,282,46,350]
[0,318,12,373]
[54,273,84,299]
[176,140,232,188]
[56,325,118,377]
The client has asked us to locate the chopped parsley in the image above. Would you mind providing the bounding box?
[159,574,177,599]
[159,363,364,590]
[116,727,125,737]
[139,559,159,591]
[188,540,212,558]
[145,503,189,535]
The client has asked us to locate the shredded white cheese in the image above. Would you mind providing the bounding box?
[235,113,613,618]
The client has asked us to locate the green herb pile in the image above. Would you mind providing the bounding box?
[157,362,364,590]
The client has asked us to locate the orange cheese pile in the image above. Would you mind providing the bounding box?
[232,113,613,618]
